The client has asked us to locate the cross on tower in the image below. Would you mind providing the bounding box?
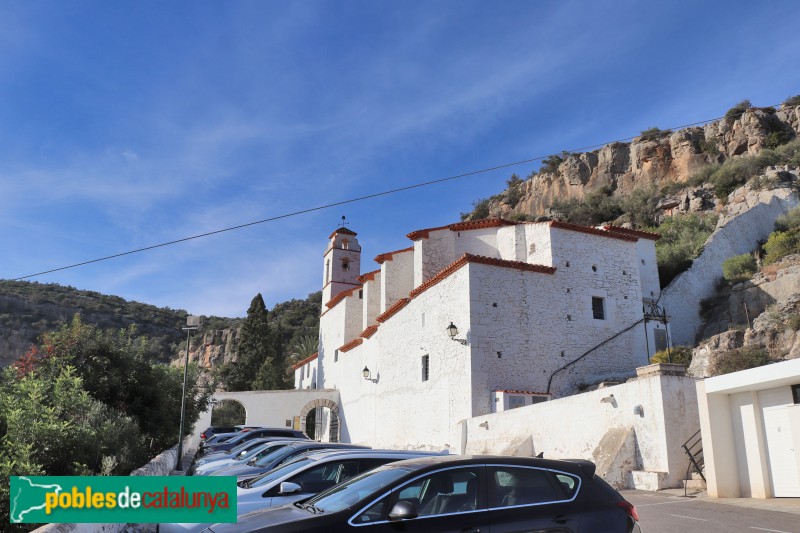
[339,215,349,228]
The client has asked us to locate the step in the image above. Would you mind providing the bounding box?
[691,472,705,481]
[682,478,706,490]
[631,470,670,491]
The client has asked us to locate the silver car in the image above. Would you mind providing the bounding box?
[158,449,444,533]
[192,439,303,476]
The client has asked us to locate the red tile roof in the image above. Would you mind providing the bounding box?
[376,298,410,323]
[549,220,638,242]
[409,254,556,299]
[360,325,379,339]
[338,338,363,353]
[291,352,318,371]
[374,246,414,264]
[328,227,357,239]
[357,269,381,283]
[407,218,516,241]
[600,225,661,241]
[325,286,361,309]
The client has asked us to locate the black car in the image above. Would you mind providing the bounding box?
[203,455,640,533]
[199,428,308,457]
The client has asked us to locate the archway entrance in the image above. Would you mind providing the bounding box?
[299,398,340,442]
[211,399,247,426]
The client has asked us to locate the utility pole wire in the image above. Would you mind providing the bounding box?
[11,104,782,281]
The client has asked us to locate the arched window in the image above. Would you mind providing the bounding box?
[326,260,331,284]
[342,258,350,271]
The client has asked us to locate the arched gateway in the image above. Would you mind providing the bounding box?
[299,398,340,442]
[189,389,340,448]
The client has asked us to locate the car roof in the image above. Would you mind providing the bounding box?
[284,441,368,449]
[369,455,594,477]
[299,449,445,462]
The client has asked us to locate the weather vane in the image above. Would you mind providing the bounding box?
[339,215,349,228]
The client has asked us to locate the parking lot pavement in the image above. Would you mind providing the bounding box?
[622,490,800,533]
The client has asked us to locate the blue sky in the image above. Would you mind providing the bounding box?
[2,1,799,317]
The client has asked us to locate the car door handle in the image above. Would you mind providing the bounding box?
[460,529,480,533]
[553,514,569,524]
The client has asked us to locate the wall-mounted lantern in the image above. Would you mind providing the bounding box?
[446,322,468,345]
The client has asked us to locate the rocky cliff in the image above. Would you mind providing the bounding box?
[474,103,800,219]
[689,255,800,378]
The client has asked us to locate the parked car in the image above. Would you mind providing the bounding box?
[191,439,306,476]
[159,449,441,533]
[200,426,239,442]
[199,428,308,457]
[207,441,369,480]
[201,455,641,533]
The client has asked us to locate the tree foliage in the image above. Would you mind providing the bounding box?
[649,213,718,287]
[722,253,757,283]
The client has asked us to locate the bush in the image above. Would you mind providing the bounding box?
[540,154,565,175]
[783,95,800,107]
[765,129,794,149]
[775,207,800,232]
[639,127,672,141]
[551,186,623,226]
[651,213,718,287]
[698,138,720,156]
[787,314,800,331]
[762,229,800,265]
[619,187,662,227]
[722,253,757,283]
[651,346,693,365]
[470,198,491,219]
[712,346,772,376]
[725,99,752,123]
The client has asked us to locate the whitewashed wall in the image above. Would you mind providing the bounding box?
[362,272,381,329]
[380,250,414,312]
[459,370,700,488]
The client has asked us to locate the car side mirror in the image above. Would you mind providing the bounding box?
[278,481,302,495]
[388,501,418,521]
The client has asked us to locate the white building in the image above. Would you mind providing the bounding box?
[294,218,669,449]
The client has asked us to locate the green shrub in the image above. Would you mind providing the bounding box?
[712,346,772,376]
[787,314,800,331]
[774,207,800,232]
[762,229,800,265]
[688,163,720,187]
[698,138,720,155]
[783,95,800,107]
[640,127,673,141]
[725,99,752,123]
[765,129,794,149]
[651,213,718,287]
[540,154,565,174]
[652,346,693,365]
[619,187,662,227]
[551,186,623,226]
[722,253,757,283]
[470,198,491,219]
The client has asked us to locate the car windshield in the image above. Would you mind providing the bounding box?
[244,443,286,462]
[301,466,412,514]
[252,446,295,467]
[231,440,259,455]
[247,457,314,488]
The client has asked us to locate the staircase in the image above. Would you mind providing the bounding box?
[681,429,706,493]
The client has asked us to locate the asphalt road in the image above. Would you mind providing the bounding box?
[623,490,800,533]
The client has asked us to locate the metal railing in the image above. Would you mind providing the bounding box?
[681,429,705,496]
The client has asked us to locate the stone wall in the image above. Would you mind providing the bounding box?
[32,447,179,533]
[661,185,798,347]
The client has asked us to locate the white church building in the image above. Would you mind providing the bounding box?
[293,218,669,450]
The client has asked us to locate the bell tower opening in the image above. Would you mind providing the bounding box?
[322,226,362,305]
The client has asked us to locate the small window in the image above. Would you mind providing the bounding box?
[592,297,605,320]
[342,239,350,250]
[641,259,646,265]
[421,355,430,382]
[358,289,363,299]
[334,349,339,363]
[508,396,526,409]
[591,265,597,272]
[530,396,548,405]
[342,259,350,271]
[792,384,800,405]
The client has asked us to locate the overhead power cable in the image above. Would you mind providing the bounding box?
[11,103,784,281]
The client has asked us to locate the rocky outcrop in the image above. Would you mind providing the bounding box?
[689,257,800,378]
[173,328,241,369]
[661,182,798,347]
[483,104,800,219]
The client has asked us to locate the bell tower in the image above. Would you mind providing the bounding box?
[322,225,362,305]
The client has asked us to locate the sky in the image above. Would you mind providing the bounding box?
[2,1,800,318]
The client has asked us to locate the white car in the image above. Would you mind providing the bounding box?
[158,449,443,533]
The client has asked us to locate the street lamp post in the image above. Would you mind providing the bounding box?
[176,315,202,471]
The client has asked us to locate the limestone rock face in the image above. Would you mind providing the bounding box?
[173,328,241,370]
[484,105,800,219]
[689,256,800,378]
